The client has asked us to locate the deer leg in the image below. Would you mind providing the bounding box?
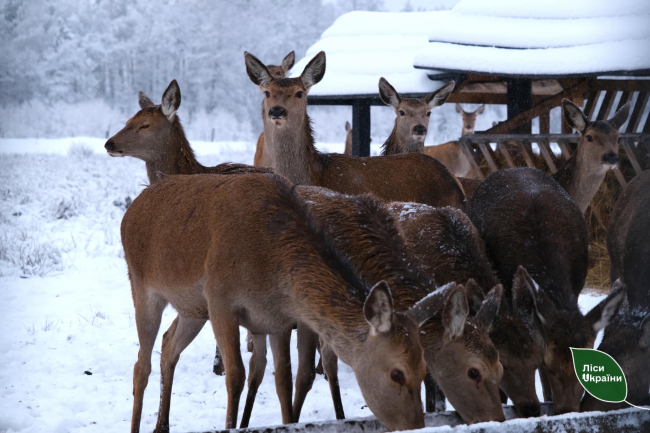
[321,342,345,420]
[240,334,268,428]
[315,342,324,376]
[247,330,255,353]
[155,315,206,433]
[539,365,553,403]
[293,324,318,421]
[131,291,167,433]
[269,328,295,424]
[424,371,437,413]
[208,304,245,429]
[434,380,446,412]
[213,345,225,376]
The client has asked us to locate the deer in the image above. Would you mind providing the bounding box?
[254,52,295,166]
[343,121,353,155]
[581,170,650,412]
[422,104,484,178]
[389,203,547,417]
[104,80,270,181]
[122,173,441,432]
[378,78,455,156]
[470,167,627,414]
[244,51,467,211]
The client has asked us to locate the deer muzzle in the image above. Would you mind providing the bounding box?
[602,152,619,166]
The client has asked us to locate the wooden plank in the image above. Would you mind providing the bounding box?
[537,139,557,173]
[458,139,485,179]
[615,91,632,113]
[586,90,602,121]
[351,100,370,157]
[621,138,644,176]
[515,140,536,168]
[539,111,550,134]
[582,91,599,123]
[557,139,573,160]
[612,167,627,188]
[487,80,591,135]
[628,92,649,133]
[591,79,650,92]
[596,91,615,121]
[477,141,499,173]
[507,80,533,133]
[496,141,516,168]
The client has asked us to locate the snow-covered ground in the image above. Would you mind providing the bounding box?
[0,138,606,433]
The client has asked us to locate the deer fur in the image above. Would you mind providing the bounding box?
[122,173,437,432]
[244,51,467,211]
[470,167,626,414]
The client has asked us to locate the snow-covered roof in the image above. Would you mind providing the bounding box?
[415,0,650,76]
[290,11,445,97]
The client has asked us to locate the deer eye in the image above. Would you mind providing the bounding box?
[426,112,431,117]
[399,110,405,117]
[139,125,150,130]
[468,368,481,381]
[264,91,271,98]
[586,135,593,142]
[390,369,405,385]
[617,137,622,144]
[276,72,281,76]
[295,91,303,99]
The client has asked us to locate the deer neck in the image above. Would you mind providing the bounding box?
[145,121,205,182]
[381,126,424,156]
[553,150,606,213]
[263,111,317,185]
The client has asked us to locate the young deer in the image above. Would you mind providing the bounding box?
[344,121,353,155]
[254,52,295,166]
[582,170,650,412]
[378,78,455,156]
[245,51,466,211]
[470,167,626,414]
[122,173,437,432]
[390,203,546,417]
[105,80,269,181]
[423,104,484,178]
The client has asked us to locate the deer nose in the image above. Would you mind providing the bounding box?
[603,152,618,165]
[413,125,427,136]
[269,106,286,119]
[105,140,115,151]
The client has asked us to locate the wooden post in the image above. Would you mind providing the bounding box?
[539,111,550,134]
[352,100,371,157]
[507,80,532,134]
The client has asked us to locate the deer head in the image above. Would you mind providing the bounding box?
[536,280,627,414]
[104,79,181,161]
[562,99,631,173]
[456,103,485,136]
[417,283,506,424]
[379,78,455,154]
[245,51,325,129]
[265,51,295,79]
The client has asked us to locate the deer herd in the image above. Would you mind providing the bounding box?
[104,50,649,432]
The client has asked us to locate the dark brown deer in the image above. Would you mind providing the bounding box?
[582,170,650,412]
[244,51,466,211]
[122,173,438,432]
[424,104,484,178]
[344,121,353,155]
[389,203,546,417]
[470,167,626,414]
[378,78,455,156]
[105,80,270,181]
[253,52,296,167]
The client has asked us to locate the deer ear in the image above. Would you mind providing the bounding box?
[139,91,154,109]
[608,101,631,131]
[476,285,502,332]
[464,279,485,315]
[455,103,462,113]
[442,284,469,339]
[345,121,351,132]
[161,80,181,120]
[245,51,273,90]
[562,99,587,134]
[512,266,542,320]
[378,77,401,109]
[281,51,295,74]
[425,81,455,109]
[586,280,627,333]
[364,281,394,336]
[476,104,485,115]
[300,51,326,91]
[639,315,650,350]
[407,283,453,327]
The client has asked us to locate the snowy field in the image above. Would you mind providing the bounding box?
[0,138,606,433]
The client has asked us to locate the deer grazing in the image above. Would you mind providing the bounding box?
[122,173,439,432]
[245,51,467,211]
[378,78,455,156]
[423,104,484,178]
[104,80,270,181]
[254,51,296,166]
[470,167,626,414]
[581,170,650,412]
[389,203,546,417]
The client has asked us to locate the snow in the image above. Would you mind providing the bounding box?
[0,137,607,432]
[452,0,650,19]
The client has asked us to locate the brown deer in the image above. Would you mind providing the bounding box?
[104,80,270,181]
[423,104,484,178]
[253,51,295,166]
[122,173,440,432]
[582,170,650,412]
[378,78,455,156]
[470,167,627,414]
[344,121,353,155]
[389,203,546,417]
[244,51,467,211]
